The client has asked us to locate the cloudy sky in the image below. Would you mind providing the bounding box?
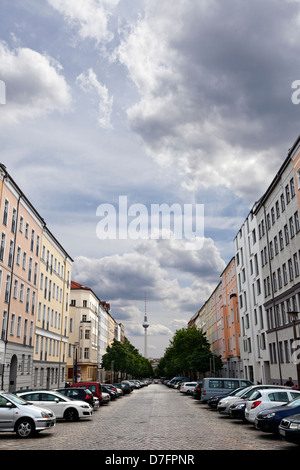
[1,0,300,358]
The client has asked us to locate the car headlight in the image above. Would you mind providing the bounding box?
[80,404,90,409]
[262,412,275,419]
[289,423,300,430]
[235,403,245,409]
[41,411,53,418]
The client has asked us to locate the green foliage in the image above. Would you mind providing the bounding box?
[157,327,223,378]
[101,338,153,378]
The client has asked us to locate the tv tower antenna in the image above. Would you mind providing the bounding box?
[142,292,149,358]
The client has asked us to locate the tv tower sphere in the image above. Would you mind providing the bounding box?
[143,294,149,358]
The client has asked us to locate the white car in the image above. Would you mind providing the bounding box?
[179,382,198,395]
[0,391,55,438]
[17,390,93,421]
[217,385,291,415]
[245,388,300,423]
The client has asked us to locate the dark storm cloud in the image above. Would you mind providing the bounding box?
[118,0,300,202]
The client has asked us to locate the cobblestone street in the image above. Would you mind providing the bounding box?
[0,383,298,452]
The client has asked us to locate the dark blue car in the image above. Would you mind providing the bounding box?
[255,397,300,434]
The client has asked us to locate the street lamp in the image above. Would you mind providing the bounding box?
[287,311,300,388]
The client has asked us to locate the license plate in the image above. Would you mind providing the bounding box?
[279,428,285,436]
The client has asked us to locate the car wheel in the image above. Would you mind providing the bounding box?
[64,408,79,422]
[15,418,35,438]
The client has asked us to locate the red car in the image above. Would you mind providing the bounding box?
[71,382,103,403]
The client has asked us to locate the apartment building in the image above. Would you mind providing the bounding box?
[234,207,270,384]
[188,258,242,376]
[67,281,100,383]
[220,257,242,377]
[33,230,72,389]
[67,282,122,383]
[0,164,44,391]
[253,139,300,385]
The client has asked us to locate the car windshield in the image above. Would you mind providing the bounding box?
[3,392,30,406]
[236,386,252,397]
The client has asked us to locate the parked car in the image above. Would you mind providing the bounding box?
[102,385,117,400]
[228,400,248,420]
[179,382,199,395]
[167,377,189,388]
[201,377,253,403]
[115,382,131,394]
[55,387,95,408]
[71,382,102,403]
[207,387,247,409]
[105,384,123,396]
[0,391,55,438]
[101,391,111,404]
[255,396,300,434]
[279,414,300,445]
[217,385,290,415]
[245,388,300,423]
[129,380,140,389]
[121,381,134,392]
[192,381,202,400]
[17,390,93,422]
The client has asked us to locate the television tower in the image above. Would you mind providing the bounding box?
[142,293,149,358]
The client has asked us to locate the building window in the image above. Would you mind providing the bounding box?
[275,200,280,218]
[4,275,10,303]
[281,194,285,212]
[3,200,9,226]
[290,178,296,198]
[19,215,24,233]
[0,233,6,261]
[284,225,289,245]
[279,230,284,250]
[11,208,16,233]
[289,217,295,238]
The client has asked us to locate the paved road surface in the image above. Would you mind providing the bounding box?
[0,383,297,451]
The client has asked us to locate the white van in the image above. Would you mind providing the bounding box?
[200,377,253,402]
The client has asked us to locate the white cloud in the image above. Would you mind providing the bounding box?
[48,0,119,44]
[76,68,113,129]
[0,42,71,126]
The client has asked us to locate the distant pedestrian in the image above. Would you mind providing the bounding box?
[285,377,294,387]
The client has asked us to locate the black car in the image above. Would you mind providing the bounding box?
[228,400,247,420]
[192,381,202,400]
[56,387,95,408]
[105,384,121,397]
[255,397,300,434]
[102,385,117,400]
[207,387,247,409]
[114,382,131,394]
[279,413,300,445]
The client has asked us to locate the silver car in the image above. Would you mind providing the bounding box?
[0,391,55,438]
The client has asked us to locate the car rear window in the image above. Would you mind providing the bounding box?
[248,391,261,400]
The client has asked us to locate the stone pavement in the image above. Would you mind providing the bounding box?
[0,383,297,451]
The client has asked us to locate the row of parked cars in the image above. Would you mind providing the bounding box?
[0,379,150,439]
[167,376,300,446]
